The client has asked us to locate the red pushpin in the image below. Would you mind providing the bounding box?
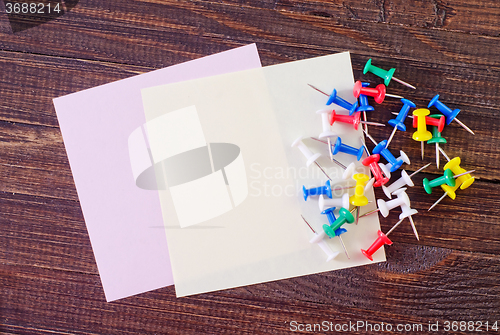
[353,81,403,104]
[412,114,446,133]
[329,110,385,130]
[362,154,389,187]
[361,218,404,261]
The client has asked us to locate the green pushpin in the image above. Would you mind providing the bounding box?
[322,207,355,238]
[427,114,447,169]
[422,168,475,195]
[363,59,416,89]
[423,169,456,194]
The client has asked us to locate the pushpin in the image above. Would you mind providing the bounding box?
[422,169,456,194]
[303,180,332,201]
[412,109,433,160]
[362,154,389,187]
[302,215,340,262]
[412,114,445,133]
[331,137,365,161]
[292,136,332,181]
[377,188,410,217]
[382,163,431,198]
[428,179,463,212]
[357,82,375,135]
[349,173,370,207]
[329,111,385,130]
[393,188,419,240]
[356,83,375,112]
[379,151,410,180]
[361,218,406,261]
[309,137,348,170]
[308,84,358,115]
[443,157,475,190]
[316,107,337,162]
[363,59,416,89]
[426,114,447,169]
[318,193,350,211]
[428,94,475,135]
[322,207,355,235]
[353,81,404,104]
[372,140,404,172]
[386,99,416,148]
[322,207,354,258]
[422,169,475,194]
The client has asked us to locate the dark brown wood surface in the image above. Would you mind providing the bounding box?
[1,0,499,334]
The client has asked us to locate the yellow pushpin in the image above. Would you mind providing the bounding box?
[443,157,475,190]
[350,173,370,207]
[428,180,463,211]
[412,109,433,160]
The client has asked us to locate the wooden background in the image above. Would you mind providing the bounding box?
[1,0,499,334]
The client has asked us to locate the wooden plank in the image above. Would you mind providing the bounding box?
[0,0,498,69]
[1,243,499,334]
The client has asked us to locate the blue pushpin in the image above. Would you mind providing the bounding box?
[331,137,364,161]
[373,140,404,172]
[307,84,358,115]
[321,207,337,225]
[356,83,375,112]
[428,94,474,135]
[386,98,416,148]
[303,180,332,201]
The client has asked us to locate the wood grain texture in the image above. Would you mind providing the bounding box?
[1,0,500,333]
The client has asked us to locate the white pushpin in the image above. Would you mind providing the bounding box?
[377,188,410,217]
[382,163,431,199]
[292,136,331,181]
[318,193,350,211]
[316,108,337,163]
[364,177,375,193]
[302,215,340,262]
[378,163,392,180]
[342,162,356,180]
[398,199,419,241]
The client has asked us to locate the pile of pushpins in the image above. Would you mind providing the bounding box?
[294,58,476,262]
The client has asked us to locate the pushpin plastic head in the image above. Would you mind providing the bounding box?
[319,193,350,211]
[361,230,393,261]
[428,94,460,125]
[350,173,370,207]
[331,137,364,161]
[303,180,332,201]
[382,169,414,198]
[387,98,416,131]
[326,89,358,115]
[412,109,433,142]
[342,162,356,180]
[440,181,462,200]
[316,108,337,138]
[377,187,410,217]
[363,59,396,86]
[412,114,445,133]
[292,136,322,167]
[353,81,386,104]
[443,157,475,190]
[362,154,389,187]
[422,169,456,194]
[372,140,404,172]
[427,114,447,144]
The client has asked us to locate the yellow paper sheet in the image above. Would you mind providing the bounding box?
[141,52,381,297]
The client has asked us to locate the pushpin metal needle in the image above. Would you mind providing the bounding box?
[438,147,451,162]
[386,127,398,149]
[327,138,334,162]
[302,215,316,233]
[386,93,405,99]
[360,136,370,156]
[408,163,432,178]
[391,77,417,90]
[428,192,448,211]
[385,218,405,236]
[453,117,475,135]
[359,208,379,218]
[338,235,350,259]
[362,129,378,146]
[314,161,332,182]
[308,84,329,97]
[408,216,419,241]
[421,141,424,160]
